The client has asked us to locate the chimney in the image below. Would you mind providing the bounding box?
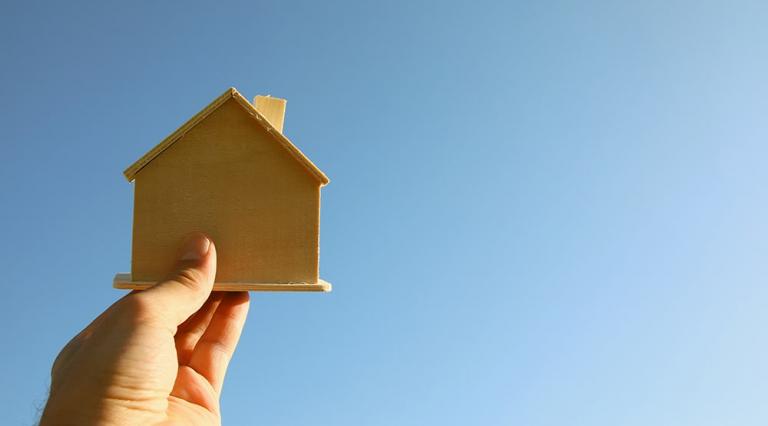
[253,95,286,133]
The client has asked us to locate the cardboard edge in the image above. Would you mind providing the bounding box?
[113,273,332,292]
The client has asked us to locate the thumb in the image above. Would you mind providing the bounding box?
[136,232,217,328]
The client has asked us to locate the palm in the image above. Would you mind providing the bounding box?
[42,235,249,426]
[46,291,249,426]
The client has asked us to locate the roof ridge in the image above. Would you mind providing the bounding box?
[123,87,329,185]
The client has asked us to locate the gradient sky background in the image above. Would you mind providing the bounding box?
[2,1,768,424]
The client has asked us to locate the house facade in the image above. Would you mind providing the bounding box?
[117,88,330,291]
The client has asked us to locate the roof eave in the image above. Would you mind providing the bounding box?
[123,87,330,186]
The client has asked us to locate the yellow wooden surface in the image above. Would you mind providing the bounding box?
[130,97,323,285]
[114,274,331,292]
[123,88,329,185]
[253,95,286,133]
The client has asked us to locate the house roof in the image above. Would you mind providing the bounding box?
[123,87,330,185]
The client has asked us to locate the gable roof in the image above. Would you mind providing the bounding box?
[123,87,329,185]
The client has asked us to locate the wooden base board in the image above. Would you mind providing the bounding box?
[113,273,331,292]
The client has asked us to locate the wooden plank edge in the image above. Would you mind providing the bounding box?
[113,273,331,292]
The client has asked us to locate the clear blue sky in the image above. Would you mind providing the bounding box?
[2,1,768,424]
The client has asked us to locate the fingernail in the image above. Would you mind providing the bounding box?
[180,233,211,261]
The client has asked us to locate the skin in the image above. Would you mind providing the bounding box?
[40,233,249,425]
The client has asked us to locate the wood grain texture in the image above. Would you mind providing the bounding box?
[123,88,328,185]
[114,274,331,292]
[253,95,286,133]
[125,93,329,289]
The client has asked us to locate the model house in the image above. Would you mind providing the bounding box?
[114,87,331,291]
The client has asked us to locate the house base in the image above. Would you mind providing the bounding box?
[113,273,332,292]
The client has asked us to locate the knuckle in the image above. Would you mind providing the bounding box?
[172,267,206,290]
[118,293,159,324]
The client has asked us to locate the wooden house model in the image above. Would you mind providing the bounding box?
[114,87,331,292]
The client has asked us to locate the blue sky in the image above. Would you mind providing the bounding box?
[2,0,768,424]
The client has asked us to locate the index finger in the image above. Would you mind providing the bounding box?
[187,291,250,394]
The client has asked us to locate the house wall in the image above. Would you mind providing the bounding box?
[131,98,321,284]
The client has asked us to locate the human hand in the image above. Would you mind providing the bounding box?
[41,233,250,425]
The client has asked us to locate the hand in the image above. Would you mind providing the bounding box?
[41,233,250,425]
